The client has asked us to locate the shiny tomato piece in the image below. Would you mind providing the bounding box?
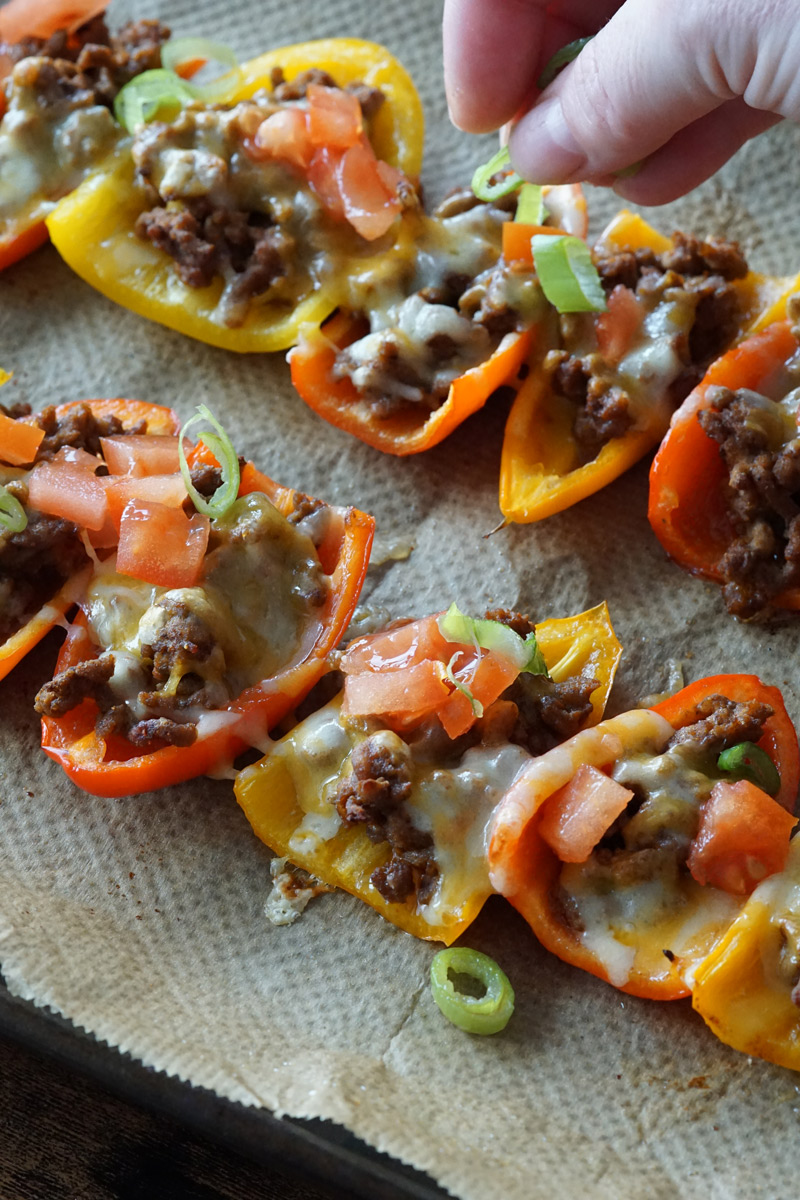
[596,286,643,366]
[253,109,313,169]
[438,651,519,739]
[307,146,346,221]
[0,412,44,466]
[0,0,106,41]
[342,659,450,721]
[337,140,400,240]
[99,434,181,477]
[104,473,188,530]
[341,614,453,675]
[688,779,797,895]
[26,460,107,530]
[116,498,209,587]
[307,84,362,149]
[538,764,634,863]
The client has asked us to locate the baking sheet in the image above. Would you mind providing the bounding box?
[4,2,800,1198]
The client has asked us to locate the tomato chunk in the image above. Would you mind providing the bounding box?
[104,473,188,530]
[253,109,313,169]
[27,460,107,529]
[342,659,450,722]
[688,779,797,895]
[595,286,643,366]
[337,140,400,240]
[538,764,634,863]
[438,651,519,739]
[116,498,209,587]
[308,84,362,149]
[99,434,180,477]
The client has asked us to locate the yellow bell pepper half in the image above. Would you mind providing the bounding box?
[692,837,800,1071]
[499,211,787,524]
[234,602,622,944]
[46,39,424,353]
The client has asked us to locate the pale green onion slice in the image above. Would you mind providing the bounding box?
[438,603,549,676]
[444,652,483,719]
[113,69,197,133]
[717,741,781,797]
[537,35,595,90]
[0,486,27,534]
[515,183,545,225]
[430,948,515,1035]
[471,146,523,202]
[531,234,607,313]
[178,405,241,519]
[161,37,242,103]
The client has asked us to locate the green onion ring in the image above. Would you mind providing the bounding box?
[438,603,548,676]
[537,35,595,90]
[0,485,27,534]
[430,948,515,1035]
[178,405,241,519]
[717,741,781,797]
[531,233,607,313]
[471,146,523,202]
[515,183,545,225]
[113,69,197,133]
[161,37,242,103]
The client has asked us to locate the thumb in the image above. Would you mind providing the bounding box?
[508,0,800,195]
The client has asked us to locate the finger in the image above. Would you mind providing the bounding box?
[507,0,799,183]
[612,101,782,205]
[443,0,613,133]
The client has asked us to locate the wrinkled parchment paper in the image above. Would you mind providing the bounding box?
[3,2,800,1197]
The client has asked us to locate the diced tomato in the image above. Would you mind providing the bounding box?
[538,764,634,863]
[307,146,347,222]
[26,460,107,530]
[253,109,314,170]
[595,286,643,366]
[0,412,45,466]
[438,650,520,739]
[307,84,362,149]
[342,615,453,675]
[342,659,451,722]
[688,779,798,895]
[99,434,181,478]
[337,140,400,240]
[0,0,106,41]
[104,473,188,530]
[116,498,209,587]
[52,445,100,471]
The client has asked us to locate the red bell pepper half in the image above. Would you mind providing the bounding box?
[39,459,374,797]
[487,673,799,1000]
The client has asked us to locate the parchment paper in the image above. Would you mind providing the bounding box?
[3,2,800,1197]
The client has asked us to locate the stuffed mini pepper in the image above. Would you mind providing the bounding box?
[235,602,622,943]
[488,673,799,998]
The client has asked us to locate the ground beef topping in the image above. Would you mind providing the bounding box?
[334,730,439,906]
[696,383,800,616]
[550,231,749,456]
[31,402,143,459]
[667,694,773,754]
[0,506,87,642]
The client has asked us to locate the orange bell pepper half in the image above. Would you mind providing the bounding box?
[289,308,532,455]
[499,211,786,524]
[648,285,800,611]
[692,836,800,1072]
[39,470,374,798]
[0,395,180,685]
[488,673,799,1000]
[234,601,622,944]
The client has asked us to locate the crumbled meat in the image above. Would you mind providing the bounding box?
[334,732,439,905]
[555,231,748,454]
[145,598,218,686]
[507,670,598,757]
[269,66,385,120]
[32,402,143,459]
[0,510,87,643]
[189,463,223,499]
[34,654,115,717]
[127,717,197,747]
[0,401,32,419]
[667,694,773,754]
[697,384,800,616]
[484,608,535,638]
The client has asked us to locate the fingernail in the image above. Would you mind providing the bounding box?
[509,96,586,183]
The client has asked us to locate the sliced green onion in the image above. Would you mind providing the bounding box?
[537,35,595,90]
[515,183,545,225]
[444,652,483,719]
[531,234,607,313]
[438,603,549,676]
[0,486,27,534]
[430,948,514,1035]
[471,146,523,202]
[160,37,242,103]
[178,405,241,519]
[717,741,781,797]
[113,69,197,133]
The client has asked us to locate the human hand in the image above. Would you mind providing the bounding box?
[443,0,799,204]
